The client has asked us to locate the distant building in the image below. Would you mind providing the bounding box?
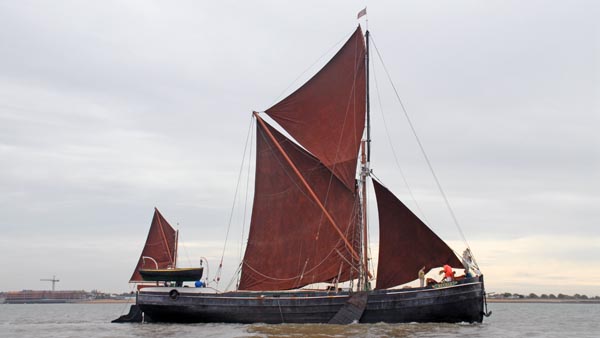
[5,290,88,304]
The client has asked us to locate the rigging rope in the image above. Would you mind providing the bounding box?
[240,236,353,288]
[178,228,193,268]
[369,45,430,225]
[236,119,254,288]
[238,123,254,261]
[226,262,243,291]
[215,116,255,287]
[370,35,475,260]
[269,31,355,107]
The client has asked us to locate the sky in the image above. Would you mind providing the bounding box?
[0,1,598,296]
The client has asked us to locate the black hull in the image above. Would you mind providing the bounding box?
[139,267,203,282]
[134,276,486,324]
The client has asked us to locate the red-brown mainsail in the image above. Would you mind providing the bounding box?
[238,27,367,291]
[238,122,360,290]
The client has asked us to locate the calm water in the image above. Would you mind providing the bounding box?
[0,302,598,338]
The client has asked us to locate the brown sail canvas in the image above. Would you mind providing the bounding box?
[129,208,177,282]
[238,122,360,290]
[265,27,366,191]
[373,180,463,289]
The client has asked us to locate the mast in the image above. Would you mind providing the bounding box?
[360,30,371,290]
[360,141,369,290]
[366,30,371,162]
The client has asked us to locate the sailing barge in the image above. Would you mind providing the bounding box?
[116,24,489,324]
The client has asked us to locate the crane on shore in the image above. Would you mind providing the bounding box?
[40,275,60,291]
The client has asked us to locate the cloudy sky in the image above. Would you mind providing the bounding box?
[1,1,598,296]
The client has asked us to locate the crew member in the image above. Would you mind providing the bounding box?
[418,266,426,287]
[443,264,454,282]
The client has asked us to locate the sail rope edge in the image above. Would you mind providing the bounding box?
[369,34,477,265]
[215,115,255,289]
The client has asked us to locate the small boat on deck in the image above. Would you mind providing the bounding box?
[139,268,203,285]
[129,208,203,287]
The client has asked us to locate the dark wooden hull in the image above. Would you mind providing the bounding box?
[139,267,203,282]
[135,276,486,324]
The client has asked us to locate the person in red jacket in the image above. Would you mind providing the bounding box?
[440,264,455,282]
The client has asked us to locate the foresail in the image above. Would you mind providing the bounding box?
[129,208,177,283]
[265,27,366,190]
[238,121,360,291]
[373,180,463,290]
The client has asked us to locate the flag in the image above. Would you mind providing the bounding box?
[357,7,367,19]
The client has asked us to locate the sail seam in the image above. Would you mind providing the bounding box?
[155,210,174,266]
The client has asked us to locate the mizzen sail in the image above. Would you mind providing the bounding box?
[129,208,177,282]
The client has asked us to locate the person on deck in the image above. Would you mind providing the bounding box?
[418,266,426,287]
[442,264,454,282]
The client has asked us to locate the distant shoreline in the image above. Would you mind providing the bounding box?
[487,298,600,304]
[78,299,135,304]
